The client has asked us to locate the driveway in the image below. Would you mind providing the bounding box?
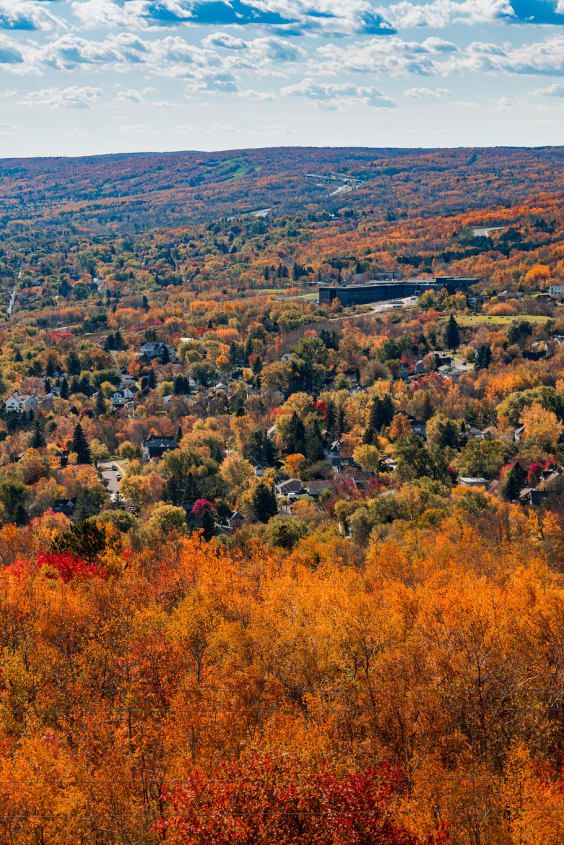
[98,461,126,502]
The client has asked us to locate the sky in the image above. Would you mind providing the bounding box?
[0,0,562,156]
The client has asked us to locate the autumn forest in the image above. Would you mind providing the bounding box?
[0,146,562,845]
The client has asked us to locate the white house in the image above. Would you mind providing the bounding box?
[5,393,39,414]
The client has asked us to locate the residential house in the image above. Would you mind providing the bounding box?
[215,510,246,535]
[458,477,488,488]
[143,436,178,460]
[276,478,304,498]
[5,393,39,415]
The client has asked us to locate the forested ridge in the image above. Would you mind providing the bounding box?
[1,146,562,233]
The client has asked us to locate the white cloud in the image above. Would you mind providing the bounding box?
[0,1,62,32]
[531,83,564,97]
[22,85,103,109]
[314,35,458,78]
[384,0,514,29]
[203,32,248,50]
[404,86,452,97]
[314,33,564,79]
[461,36,564,76]
[282,78,395,108]
[116,86,159,102]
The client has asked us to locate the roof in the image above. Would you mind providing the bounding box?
[277,478,303,493]
[144,436,177,448]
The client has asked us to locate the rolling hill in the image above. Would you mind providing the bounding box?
[1,145,562,235]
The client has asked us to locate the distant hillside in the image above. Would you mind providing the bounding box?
[0,146,562,234]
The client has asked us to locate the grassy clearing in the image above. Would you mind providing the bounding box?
[457,314,552,327]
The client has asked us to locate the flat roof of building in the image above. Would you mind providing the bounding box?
[319,277,478,290]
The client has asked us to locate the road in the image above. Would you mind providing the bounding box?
[98,461,126,502]
[328,296,418,322]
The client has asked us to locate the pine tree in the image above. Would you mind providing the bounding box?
[67,350,81,376]
[444,315,460,351]
[382,394,394,427]
[95,390,106,416]
[252,482,278,523]
[306,418,325,462]
[503,462,526,501]
[31,422,45,449]
[71,423,92,465]
[60,377,69,400]
[285,412,307,456]
[475,343,492,370]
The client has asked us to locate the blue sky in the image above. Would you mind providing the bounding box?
[0,0,562,156]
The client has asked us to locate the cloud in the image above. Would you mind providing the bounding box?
[404,86,452,97]
[384,0,514,29]
[315,35,458,77]
[116,86,159,102]
[0,1,61,32]
[282,77,395,108]
[21,85,103,109]
[315,32,564,77]
[203,31,248,48]
[71,1,396,35]
[531,81,564,94]
[0,36,25,64]
[461,34,564,74]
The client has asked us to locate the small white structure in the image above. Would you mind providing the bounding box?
[5,393,39,414]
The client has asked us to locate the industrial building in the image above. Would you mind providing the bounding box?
[318,276,479,307]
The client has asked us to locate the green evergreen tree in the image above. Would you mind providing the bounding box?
[305,418,325,462]
[474,343,492,370]
[503,462,527,501]
[67,350,81,375]
[31,421,45,449]
[71,423,92,465]
[95,390,106,416]
[444,315,461,351]
[252,482,278,523]
[285,412,307,456]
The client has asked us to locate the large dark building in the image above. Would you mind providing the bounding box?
[319,276,478,307]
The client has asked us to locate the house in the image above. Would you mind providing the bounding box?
[52,498,76,518]
[139,342,178,362]
[5,393,39,415]
[303,480,337,498]
[380,458,398,473]
[519,488,548,506]
[276,478,304,497]
[467,425,490,441]
[458,477,488,488]
[408,417,427,440]
[120,373,137,389]
[548,285,564,298]
[215,510,246,535]
[324,440,356,471]
[514,425,525,443]
[251,461,270,478]
[143,436,178,460]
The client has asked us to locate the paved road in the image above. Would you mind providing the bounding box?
[329,296,418,322]
[98,461,126,502]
